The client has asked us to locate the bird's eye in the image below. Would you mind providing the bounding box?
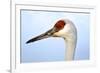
[54,20,66,32]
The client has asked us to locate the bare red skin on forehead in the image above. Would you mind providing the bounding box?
[54,20,66,32]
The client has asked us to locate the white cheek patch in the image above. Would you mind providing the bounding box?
[59,24,71,33]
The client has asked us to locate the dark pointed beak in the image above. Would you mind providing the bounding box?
[26,28,55,44]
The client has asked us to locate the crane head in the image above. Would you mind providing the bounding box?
[26,19,75,44]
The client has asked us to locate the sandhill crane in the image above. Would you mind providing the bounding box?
[26,19,77,61]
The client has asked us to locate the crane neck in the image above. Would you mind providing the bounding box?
[64,38,77,61]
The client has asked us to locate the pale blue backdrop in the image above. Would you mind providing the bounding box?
[21,10,90,63]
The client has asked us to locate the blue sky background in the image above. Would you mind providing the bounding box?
[21,10,90,63]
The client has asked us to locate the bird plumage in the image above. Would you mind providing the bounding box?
[26,19,77,61]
